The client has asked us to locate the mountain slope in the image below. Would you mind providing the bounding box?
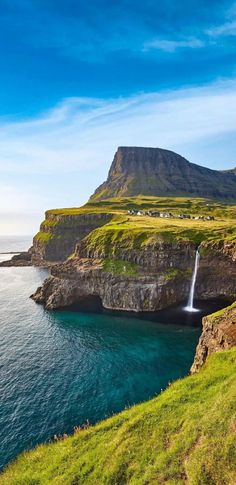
[90,146,236,201]
[223,167,236,175]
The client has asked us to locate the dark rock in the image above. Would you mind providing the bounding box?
[31,240,236,313]
[90,146,236,201]
[0,252,32,267]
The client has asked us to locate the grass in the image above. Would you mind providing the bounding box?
[46,196,236,219]
[1,347,236,484]
[36,197,236,251]
[82,214,236,259]
[208,301,236,320]
[102,258,139,276]
[42,196,236,244]
[34,232,53,243]
[163,267,187,281]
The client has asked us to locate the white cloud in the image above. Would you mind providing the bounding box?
[143,38,204,53]
[0,79,236,176]
[206,1,236,37]
[206,20,236,37]
[1,78,236,234]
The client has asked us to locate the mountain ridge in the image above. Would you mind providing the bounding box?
[90,146,236,201]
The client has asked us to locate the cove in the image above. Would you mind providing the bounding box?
[0,266,224,471]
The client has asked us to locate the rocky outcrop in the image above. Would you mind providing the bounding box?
[90,146,236,201]
[191,303,236,373]
[31,212,112,265]
[32,261,191,312]
[31,239,196,311]
[0,251,32,267]
[31,238,236,312]
[195,240,236,302]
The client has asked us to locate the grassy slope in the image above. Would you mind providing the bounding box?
[37,197,236,249]
[47,196,236,219]
[2,348,236,485]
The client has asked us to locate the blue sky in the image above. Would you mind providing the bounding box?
[0,0,236,234]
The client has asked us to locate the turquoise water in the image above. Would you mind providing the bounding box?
[0,238,201,470]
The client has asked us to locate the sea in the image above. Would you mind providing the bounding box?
[0,235,203,470]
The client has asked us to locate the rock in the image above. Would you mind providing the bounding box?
[31,212,112,266]
[31,239,236,313]
[191,303,236,373]
[0,252,32,267]
[90,146,236,201]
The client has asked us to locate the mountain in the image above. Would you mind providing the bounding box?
[222,167,236,175]
[90,146,236,201]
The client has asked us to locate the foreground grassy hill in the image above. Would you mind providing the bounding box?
[2,346,236,484]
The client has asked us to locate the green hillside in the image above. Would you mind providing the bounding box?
[37,196,236,249]
[2,347,236,485]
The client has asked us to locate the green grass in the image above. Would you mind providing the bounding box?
[34,231,53,243]
[36,197,236,251]
[46,196,236,217]
[163,267,189,281]
[102,258,139,276]
[208,301,236,319]
[82,213,236,259]
[2,347,236,484]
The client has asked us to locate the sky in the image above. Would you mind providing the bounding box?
[0,0,236,235]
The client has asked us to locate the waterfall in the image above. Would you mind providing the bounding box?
[185,249,200,312]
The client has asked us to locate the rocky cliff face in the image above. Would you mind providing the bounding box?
[195,240,236,302]
[31,240,195,311]
[31,212,112,265]
[90,147,236,201]
[191,303,236,373]
[31,239,236,312]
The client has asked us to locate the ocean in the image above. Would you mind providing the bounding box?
[0,236,201,470]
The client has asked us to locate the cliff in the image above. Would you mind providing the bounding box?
[91,146,236,201]
[31,215,236,311]
[31,196,236,267]
[191,302,236,373]
[31,211,112,265]
[31,195,236,311]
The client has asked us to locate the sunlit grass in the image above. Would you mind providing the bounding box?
[2,347,236,484]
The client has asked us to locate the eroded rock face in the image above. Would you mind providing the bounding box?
[31,212,112,265]
[191,304,236,373]
[31,260,190,312]
[31,240,236,313]
[196,240,236,302]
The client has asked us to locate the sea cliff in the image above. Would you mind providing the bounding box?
[32,236,236,312]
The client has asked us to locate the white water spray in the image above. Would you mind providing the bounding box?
[185,249,200,312]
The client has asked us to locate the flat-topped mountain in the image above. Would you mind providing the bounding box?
[90,146,236,201]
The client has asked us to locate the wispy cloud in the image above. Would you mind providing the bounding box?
[143,38,205,53]
[0,78,236,233]
[206,0,236,37]
[206,20,236,37]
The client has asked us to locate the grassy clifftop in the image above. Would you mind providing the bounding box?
[36,197,236,254]
[2,347,236,484]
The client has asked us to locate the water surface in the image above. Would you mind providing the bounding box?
[0,262,201,470]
